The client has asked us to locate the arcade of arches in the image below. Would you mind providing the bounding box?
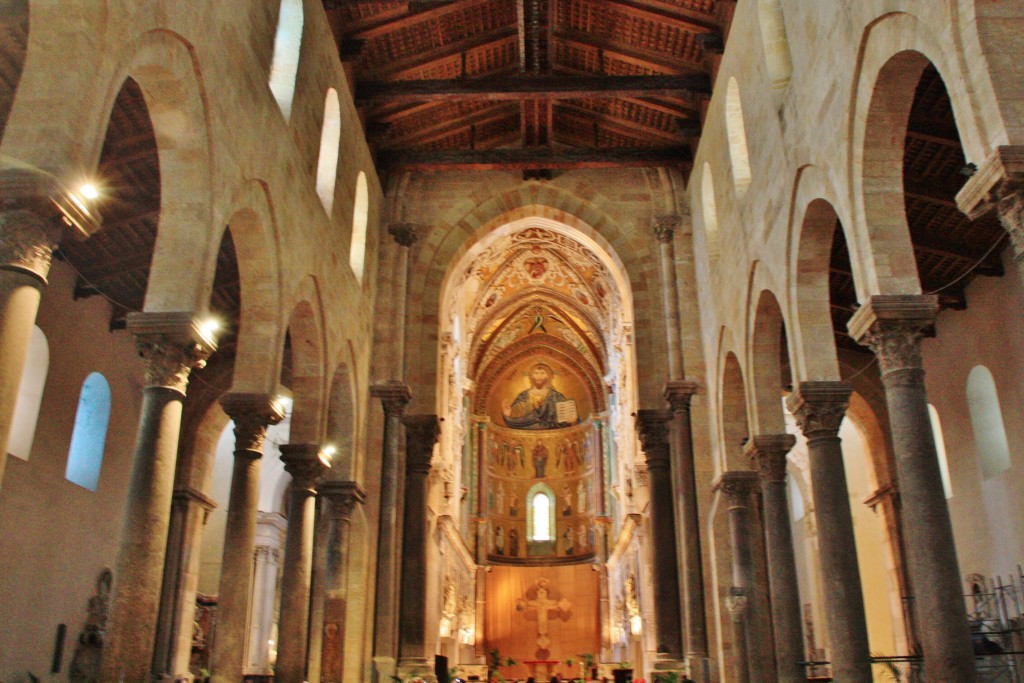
[2,2,1024,683]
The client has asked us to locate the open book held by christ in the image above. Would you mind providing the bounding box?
[555,399,578,425]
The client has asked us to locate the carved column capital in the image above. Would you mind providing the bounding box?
[652,214,683,244]
[635,409,673,468]
[847,295,937,376]
[280,444,331,493]
[388,222,423,248]
[664,380,699,414]
[956,146,1024,261]
[127,312,218,395]
[371,381,412,417]
[404,414,441,473]
[172,485,218,513]
[786,381,852,441]
[744,434,796,484]
[713,470,759,505]
[0,208,64,282]
[319,480,367,523]
[221,393,286,457]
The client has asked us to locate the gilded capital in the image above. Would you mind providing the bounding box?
[847,295,937,375]
[0,208,63,282]
[221,393,287,456]
[635,409,672,467]
[652,215,682,244]
[786,381,852,440]
[388,222,422,248]
[371,381,412,417]
[744,434,796,484]
[404,414,441,472]
[128,313,217,394]
[280,443,330,493]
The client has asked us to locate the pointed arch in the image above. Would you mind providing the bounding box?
[316,88,342,214]
[758,0,792,107]
[700,162,721,260]
[725,77,752,198]
[749,289,790,435]
[268,0,304,121]
[720,350,750,471]
[283,277,327,444]
[350,171,369,281]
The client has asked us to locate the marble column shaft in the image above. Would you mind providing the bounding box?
[635,409,683,659]
[0,209,60,485]
[398,415,441,670]
[152,485,217,677]
[371,382,412,660]
[849,296,977,682]
[0,167,100,487]
[654,215,686,379]
[388,222,419,379]
[787,382,872,683]
[319,480,366,682]
[746,434,804,683]
[715,471,773,683]
[665,382,709,667]
[210,394,285,683]
[276,444,330,683]
[100,313,215,682]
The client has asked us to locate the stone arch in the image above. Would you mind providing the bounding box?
[757,0,792,108]
[0,0,29,141]
[718,346,750,472]
[283,277,327,445]
[725,77,753,198]
[789,190,847,382]
[849,12,989,297]
[220,180,284,395]
[749,288,790,435]
[107,30,217,314]
[324,359,356,480]
[409,189,662,410]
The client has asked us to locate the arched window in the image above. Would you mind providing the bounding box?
[350,171,369,281]
[268,0,304,121]
[527,483,555,542]
[757,0,792,107]
[725,77,752,197]
[65,372,111,491]
[315,88,342,214]
[701,162,720,259]
[928,404,953,498]
[966,366,1011,480]
[9,325,48,460]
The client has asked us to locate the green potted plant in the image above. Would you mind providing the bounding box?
[611,662,633,683]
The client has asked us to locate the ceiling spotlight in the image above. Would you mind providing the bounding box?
[198,318,221,343]
[79,183,99,200]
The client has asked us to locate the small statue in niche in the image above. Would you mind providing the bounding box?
[561,484,572,516]
[69,568,112,683]
[495,525,505,555]
[509,528,520,557]
[509,491,520,517]
[563,526,575,555]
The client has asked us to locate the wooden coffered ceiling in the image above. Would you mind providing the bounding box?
[324,0,730,175]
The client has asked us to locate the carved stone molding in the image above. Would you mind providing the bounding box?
[0,208,63,282]
[280,443,330,493]
[652,214,683,244]
[713,470,759,504]
[635,409,672,468]
[127,312,217,394]
[371,381,412,417]
[786,381,852,440]
[221,393,286,456]
[664,379,700,414]
[847,295,938,376]
[388,222,422,248]
[320,480,367,523]
[404,414,441,472]
[744,434,796,484]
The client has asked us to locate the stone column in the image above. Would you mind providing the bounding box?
[371,381,412,678]
[275,444,331,683]
[849,296,977,682]
[100,312,216,682]
[635,410,683,660]
[319,480,367,683]
[714,471,772,683]
[724,590,750,683]
[307,498,329,683]
[397,415,441,680]
[152,485,216,678]
[388,222,419,379]
[0,165,100,486]
[248,512,287,674]
[210,394,285,683]
[745,435,803,683]
[955,145,1024,284]
[653,215,685,378]
[664,381,709,676]
[786,382,872,683]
